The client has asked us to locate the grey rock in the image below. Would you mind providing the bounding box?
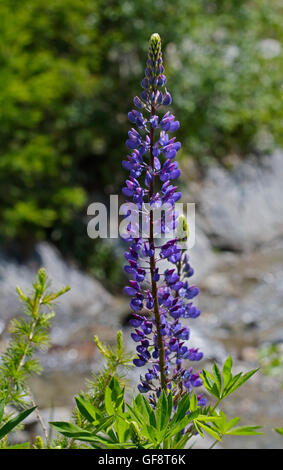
[189,223,218,282]
[199,150,283,251]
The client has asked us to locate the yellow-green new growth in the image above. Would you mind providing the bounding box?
[177,214,189,241]
[150,33,161,49]
[149,33,161,57]
[34,435,44,449]
[148,33,162,74]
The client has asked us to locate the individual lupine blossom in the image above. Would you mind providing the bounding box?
[122,34,206,408]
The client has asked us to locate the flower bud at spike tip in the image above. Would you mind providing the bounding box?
[149,33,161,54]
[148,34,162,75]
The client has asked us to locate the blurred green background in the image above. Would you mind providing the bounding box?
[0,0,282,288]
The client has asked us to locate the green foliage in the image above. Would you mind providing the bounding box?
[0,268,70,407]
[51,350,262,449]
[51,331,135,448]
[0,271,264,449]
[168,0,283,167]
[33,435,44,449]
[0,404,36,446]
[198,357,262,447]
[51,376,262,449]
[200,356,258,401]
[0,0,282,273]
[0,268,69,447]
[85,330,134,409]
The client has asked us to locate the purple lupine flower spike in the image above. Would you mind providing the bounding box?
[122,33,205,408]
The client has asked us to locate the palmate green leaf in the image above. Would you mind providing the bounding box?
[125,412,155,445]
[196,415,223,423]
[225,417,241,432]
[156,391,168,430]
[193,420,204,438]
[114,415,128,443]
[200,370,220,399]
[84,435,119,446]
[126,403,143,426]
[167,393,203,436]
[211,410,240,434]
[172,432,192,450]
[196,421,222,441]
[133,395,157,428]
[223,369,258,398]
[63,432,118,447]
[134,393,145,410]
[202,359,258,403]
[132,396,146,423]
[212,363,222,397]
[222,372,242,396]
[223,356,233,389]
[165,415,192,438]
[166,409,200,439]
[101,442,138,449]
[190,394,198,412]
[200,369,214,387]
[93,415,115,434]
[87,435,138,449]
[104,387,115,416]
[51,415,115,441]
[75,396,97,424]
[145,424,159,443]
[155,429,168,444]
[50,421,89,438]
[115,392,125,411]
[169,393,191,426]
[275,428,283,435]
[130,410,164,446]
[0,406,36,440]
[225,425,263,436]
[207,411,262,439]
[109,377,124,406]
[142,396,157,428]
[105,426,117,443]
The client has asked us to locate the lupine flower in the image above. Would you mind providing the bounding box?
[122,33,206,408]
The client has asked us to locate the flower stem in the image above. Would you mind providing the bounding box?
[149,103,167,392]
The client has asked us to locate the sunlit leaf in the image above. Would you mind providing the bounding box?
[0,406,36,440]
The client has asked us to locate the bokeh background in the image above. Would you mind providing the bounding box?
[0,0,283,448]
